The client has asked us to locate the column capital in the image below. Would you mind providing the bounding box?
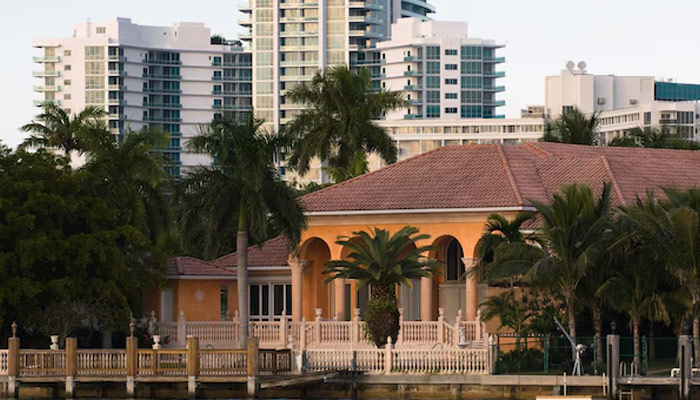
[288,259,309,272]
[461,257,479,267]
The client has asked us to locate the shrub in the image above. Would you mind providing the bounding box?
[364,297,399,347]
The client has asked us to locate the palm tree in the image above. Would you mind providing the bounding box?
[285,65,407,182]
[182,113,307,348]
[525,184,612,342]
[480,291,534,350]
[20,102,107,156]
[472,212,541,286]
[624,188,700,366]
[598,215,669,371]
[541,107,601,145]
[609,126,700,150]
[324,227,441,347]
[82,127,170,239]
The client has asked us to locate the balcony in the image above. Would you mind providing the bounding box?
[403,114,422,120]
[143,88,182,94]
[280,30,318,37]
[348,15,383,24]
[239,33,252,41]
[280,16,318,23]
[280,60,319,67]
[404,55,423,62]
[33,85,60,92]
[483,56,506,63]
[484,100,506,107]
[404,84,422,91]
[237,2,252,12]
[403,70,423,77]
[142,59,182,65]
[349,1,383,10]
[372,73,386,79]
[108,114,125,120]
[353,58,385,65]
[213,104,252,111]
[483,85,506,92]
[238,18,252,27]
[108,55,128,62]
[213,75,252,82]
[483,71,505,78]
[108,99,127,105]
[33,99,62,106]
[33,70,61,77]
[212,61,252,67]
[144,116,182,122]
[280,1,318,8]
[108,85,126,91]
[108,70,128,77]
[143,74,181,80]
[280,45,318,51]
[142,102,182,109]
[349,30,383,38]
[33,56,61,63]
[407,99,423,105]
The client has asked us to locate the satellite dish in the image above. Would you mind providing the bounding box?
[566,61,575,71]
[578,61,587,70]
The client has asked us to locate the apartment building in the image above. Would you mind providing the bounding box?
[32,18,253,176]
[376,18,505,121]
[545,65,700,143]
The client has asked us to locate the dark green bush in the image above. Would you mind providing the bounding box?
[364,298,399,347]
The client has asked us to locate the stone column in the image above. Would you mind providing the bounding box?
[420,276,434,321]
[334,278,347,321]
[289,259,308,322]
[462,257,479,321]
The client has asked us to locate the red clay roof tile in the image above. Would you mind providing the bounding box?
[212,236,289,268]
[167,257,235,277]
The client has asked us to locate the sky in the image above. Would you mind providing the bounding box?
[1,0,699,148]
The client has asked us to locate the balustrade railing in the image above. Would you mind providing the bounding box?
[199,349,246,376]
[0,350,8,375]
[392,348,489,374]
[76,350,126,376]
[19,350,65,376]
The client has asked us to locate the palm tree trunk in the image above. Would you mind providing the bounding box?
[593,307,603,369]
[566,292,577,359]
[237,210,249,349]
[694,316,700,368]
[633,319,641,372]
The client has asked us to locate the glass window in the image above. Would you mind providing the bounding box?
[426,46,441,60]
[461,61,482,74]
[444,49,458,56]
[426,76,440,88]
[445,78,458,85]
[426,62,440,74]
[445,93,458,99]
[426,91,440,103]
[460,46,482,60]
[461,105,483,118]
[445,64,458,70]
[426,105,440,118]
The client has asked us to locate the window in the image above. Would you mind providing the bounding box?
[444,49,458,56]
[64,93,71,100]
[461,61,482,74]
[220,285,229,321]
[461,90,482,103]
[249,283,292,321]
[426,91,440,103]
[96,27,106,34]
[562,105,574,115]
[445,93,458,99]
[64,79,71,86]
[461,76,482,89]
[426,105,440,118]
[445,107,458,114]
[445,78,458,85]
[426,46,440,60]
[85,46,105,60]
[461,46,482,60]
[461,105,483,118]
[445,239,465,281]
[63,50,71,57]
[426,62,440,74]
[426,76,440,89]
[64,65,71,71]
[445,64,458,70]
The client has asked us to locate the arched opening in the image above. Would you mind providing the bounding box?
[398,242,421,321]
[299,237,332,320]
[431,236,466,322]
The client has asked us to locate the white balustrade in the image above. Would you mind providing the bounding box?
[391,348,490,374]
[185,321,239,344]
[199,349,246,376]
[76,350,126,376]
[249,321,282,345]
[0,350,7,375]
[157,322,178,342]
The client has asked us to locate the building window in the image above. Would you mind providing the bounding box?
[64,79,71,86]
[426,91,440,103]
[444,49,458,56]
[64,65,71,71]
[426,76,440,89]
[445,93,458,99]
[63,50,71,57]
[220,285,228,321]
[445,78,458,85]
[461,105,483,118]
[445,107,458,114]
[562,105,574,115]
[445,64,458,70]
[426,62,440,74]
[249,283,292,321]
[426,46,441,60]
[426,105,440,118]
[461,61,482,74]
[96,27,106,34]
[64,94,71,100]
[461,46,482,60]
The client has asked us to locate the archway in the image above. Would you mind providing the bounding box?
[431,236,466,322]
[299,237,332,320]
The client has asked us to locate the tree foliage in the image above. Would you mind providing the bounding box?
[541,107,601,145]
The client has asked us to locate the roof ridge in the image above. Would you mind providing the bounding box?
[599,156,628,206]
[301,145,495,203]
[211,236,286,264]
[523,142,552,158]
[496,145,524,205]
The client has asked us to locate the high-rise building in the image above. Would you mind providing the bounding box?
[545,64,700,143]
[32,18,252,176]
[238,0,434,134]
[376,18,505,121]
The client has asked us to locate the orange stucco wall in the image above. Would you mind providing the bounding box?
[175,280,235,321]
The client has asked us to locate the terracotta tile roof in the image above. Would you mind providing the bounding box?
[302,143,700,213]
[212,236,290,268]
[167,257,235,277]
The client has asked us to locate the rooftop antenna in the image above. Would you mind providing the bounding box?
[554,316,585,376]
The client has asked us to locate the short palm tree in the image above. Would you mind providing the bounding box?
[20,102,107,156]
[324,227,441,347]
[82,127,169,239]
[624,188,700,365]
[285,65,407,182]
[480,291,534,350]
[182,113,307,348]
[541,107,601,145]
[525,184,612,342]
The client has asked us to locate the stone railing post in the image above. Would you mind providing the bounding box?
[397,308,404,345]
[352,308,361,345]
[299,317,307,350]
[7,323,19,397]
[126,328,138,397]
[437,308,445,344]
[233,310,241,348]
[454,309,462,346]
[246,337,260,397]
[186,336,199,397]
[488,334,498,374]
[314,308,322,345]
[65,337,77,397]
[177,310,186,347]
[148,311,156,336]
[384,337,393,374]
[476,310,483,341]
[280,312,288,348]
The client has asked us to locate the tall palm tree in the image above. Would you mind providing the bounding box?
[541,107,601,145]
[472,212,540,285]
[609,126,700,150]
[182,113,306,348]
[324,226,441,346]
[20,102,107,156]
[82,127,169,239]
[285,65,407,182]
[598,214,669,371]
[624,188,700,366]
[525,184,612,342]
